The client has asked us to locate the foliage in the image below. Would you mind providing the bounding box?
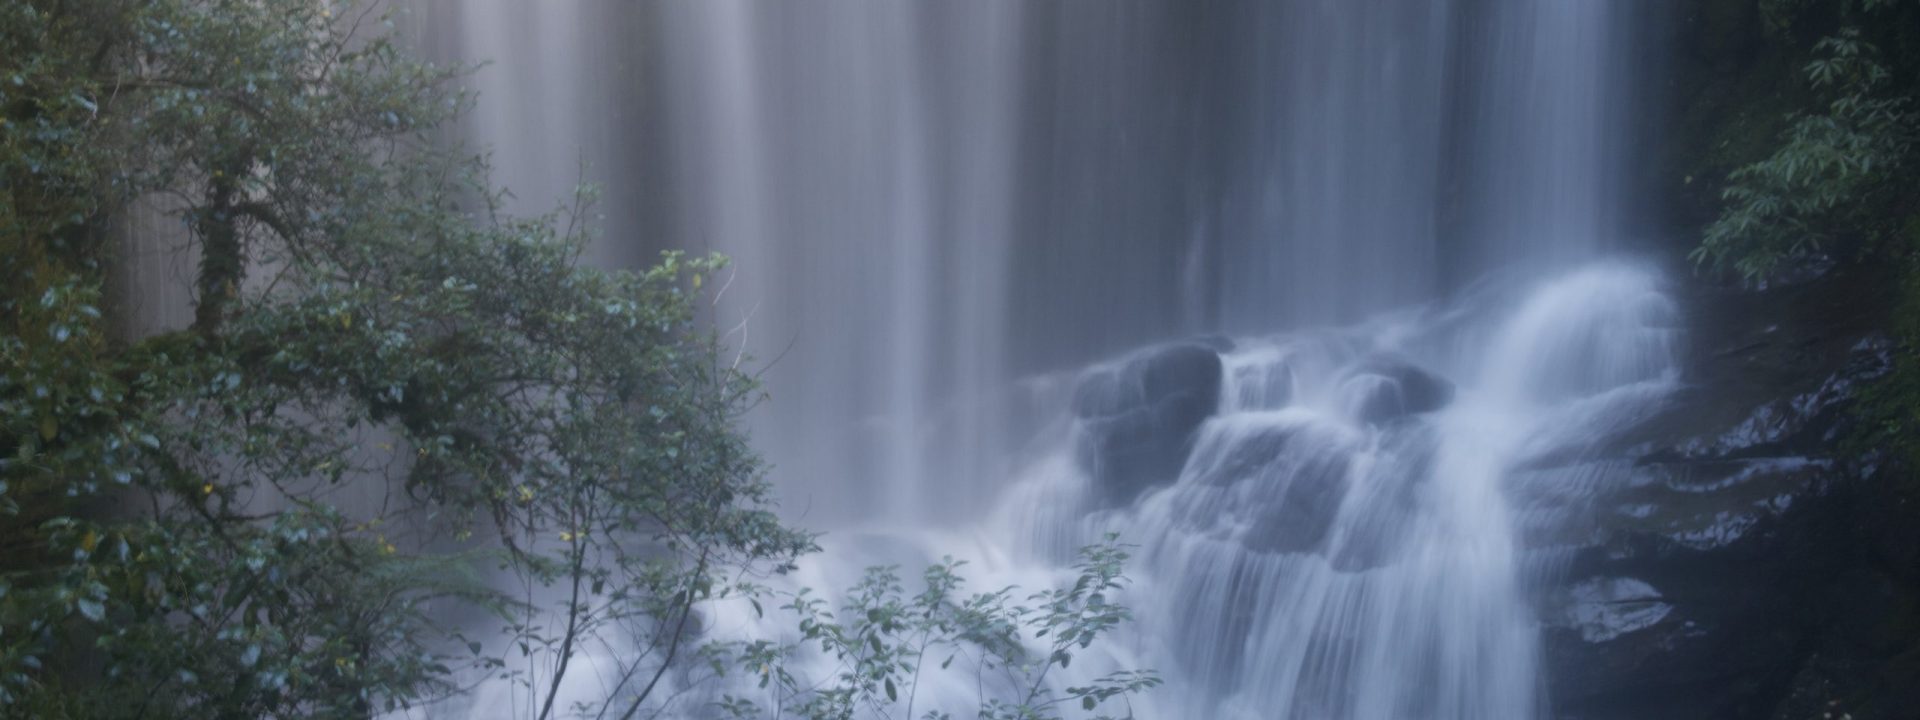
[716,537,1160,720]
[1854,248,1920,471]
[1,1,816,717]
[1691,18,1917,279]
[1690,0,1920,473]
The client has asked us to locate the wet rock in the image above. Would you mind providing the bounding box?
[1606,456,1828,550]
[1322,427,1435,571]
[1190,424,1354,555]
[1553,577,1674,643]
[1188,334,1238,353]
[1185,423,1303,488]
[1340,356,1455,424]
[1073,340,1224,505]
[1541,270,1910,720]
[1225,356,1294,411]
[1542,502,1825,720]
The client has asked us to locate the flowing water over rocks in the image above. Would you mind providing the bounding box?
[994,263,1685,720]
[397,2,1915,718]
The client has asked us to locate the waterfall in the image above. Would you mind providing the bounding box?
[1210,1,1455,332]
[1455,0,1636,276]
[413,1,1661,717]
[1021,264,1680,719]
[644,1,1027,526]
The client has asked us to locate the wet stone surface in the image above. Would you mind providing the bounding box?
[1073,340,1225,506]
[1541,272,1904,720]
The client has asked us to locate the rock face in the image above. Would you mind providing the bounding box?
[1072,340,1226,505]
[1339,356,1456,424]
[1063,272,1918,719]
[1538,271,1920,720]
[1185,422,1357,555]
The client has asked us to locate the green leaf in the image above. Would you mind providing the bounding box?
[76,598,105,622]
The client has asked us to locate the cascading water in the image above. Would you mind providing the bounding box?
[997,264,1682,719]
[1209,1,1455,332]
[648,1,1026,525]
[411,1,1668,717]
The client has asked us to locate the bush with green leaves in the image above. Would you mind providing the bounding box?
[1691,6,1917,280]
[1691,0,1920,474]
[717,537,1160,720]
[1,1,820,717]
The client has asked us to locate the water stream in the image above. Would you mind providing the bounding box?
[412,1,1664,717]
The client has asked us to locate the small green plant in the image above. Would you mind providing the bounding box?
[715,536,1161,720]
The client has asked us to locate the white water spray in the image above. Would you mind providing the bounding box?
[412,1,1664,716]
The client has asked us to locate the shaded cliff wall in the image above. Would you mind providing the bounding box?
[1569,1,1920,716]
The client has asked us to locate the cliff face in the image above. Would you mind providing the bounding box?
[1541,265,1920,720]
[1542,2,1920,713]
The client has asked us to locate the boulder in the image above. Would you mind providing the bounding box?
[1226,356,1295,410]
[1073,340,1224,506]
[1242,453,1351,555]
[1340,356,1456,424]
[1184,422,1354,555]
[1539,271,1914,720]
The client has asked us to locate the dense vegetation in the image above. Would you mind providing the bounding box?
[1673,3,1920,711]
[0,2,1153,718]
[1685,0,1920,467]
